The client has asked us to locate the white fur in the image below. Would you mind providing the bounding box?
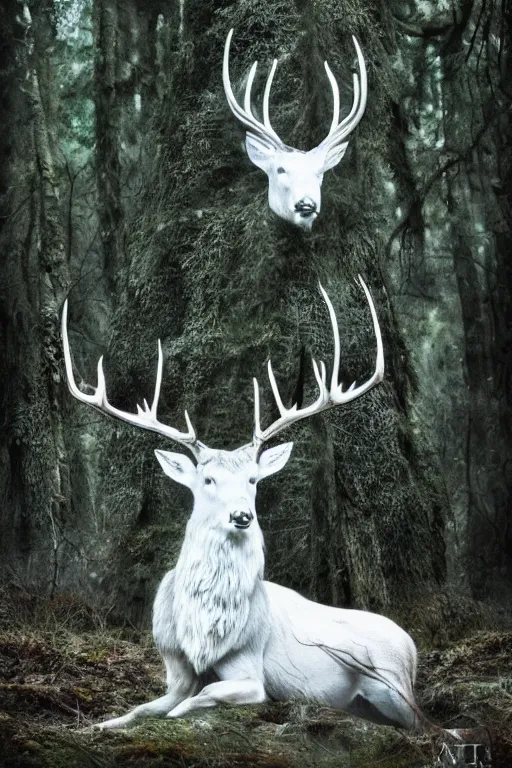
[171,518,265,673]
[222,30,367,230]
[245,140,349,230]
[98,444,420,732]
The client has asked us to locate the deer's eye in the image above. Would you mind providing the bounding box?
[249,477,257,485]
[277,166,286,175]
[204,477,214,486]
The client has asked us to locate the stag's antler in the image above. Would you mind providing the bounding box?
[223,28,285,151]
[251,276,384,452]
[317,37,367,154]
[223,28,367,155]
[61,301,206,459]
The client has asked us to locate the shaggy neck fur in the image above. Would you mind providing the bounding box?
[173,518,265,674]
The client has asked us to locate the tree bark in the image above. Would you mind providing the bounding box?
[0,0,510,621]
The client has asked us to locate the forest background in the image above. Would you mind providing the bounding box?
[0,0,511,765]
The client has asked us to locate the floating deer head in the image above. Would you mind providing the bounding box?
[223,29,367,229]
[60,279,427,736]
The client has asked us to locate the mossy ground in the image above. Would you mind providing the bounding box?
[0,588,510,767]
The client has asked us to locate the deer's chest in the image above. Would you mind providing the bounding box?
[171,546,262,674]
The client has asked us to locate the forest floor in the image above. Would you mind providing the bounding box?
[0,587,511,768]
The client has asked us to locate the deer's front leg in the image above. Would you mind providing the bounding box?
[98,654,198,729]
[166,678,266,718]
[167,649,266,718]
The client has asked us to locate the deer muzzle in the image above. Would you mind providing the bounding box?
[294,197,317,218]
[229,510,254,529]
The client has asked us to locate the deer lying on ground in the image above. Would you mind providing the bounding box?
[223,29,367,230]
[62,278,422,731]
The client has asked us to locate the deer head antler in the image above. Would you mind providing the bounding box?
[61,301,206,460]
[250,276,384,454]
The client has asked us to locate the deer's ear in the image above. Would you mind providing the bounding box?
[321,141,349,172]
[258,442,294,480]
[155,450,196,489]
[245,134,276,171]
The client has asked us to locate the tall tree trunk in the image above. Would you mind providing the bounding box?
[99,0,447,621]
[0,1,70,594]
[386,0,512,600]
[94,0,123,289]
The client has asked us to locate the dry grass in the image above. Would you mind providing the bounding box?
[1,587,511,767]
[416,631,512,765]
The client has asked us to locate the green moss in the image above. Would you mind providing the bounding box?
[85,0,450,624]
[1,614,511,767]
[72,687,95,702]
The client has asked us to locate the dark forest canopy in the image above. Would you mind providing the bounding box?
[0,0,511,630]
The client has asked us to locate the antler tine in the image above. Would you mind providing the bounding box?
[262,58,278,134]
[249,279,384,452]
[319,277,384,404]
[243,60,259,115]
[318,284,342,395]
[324,55,361,139]
[267,359,294,417]
[319,35,367,152]
[328,274,384,402]
[252,377,264,449]
[61,300,205,459]
[324,62,340,136]
[223,28,284,149]
[150,339,163,417]
[335,70,360,135]
[62,300,100,406]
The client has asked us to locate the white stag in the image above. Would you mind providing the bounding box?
[223,29,367,229]
[62,278,420,731]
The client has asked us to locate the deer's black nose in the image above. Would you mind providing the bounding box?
[295,197,317,215]
[229,510,254,529]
